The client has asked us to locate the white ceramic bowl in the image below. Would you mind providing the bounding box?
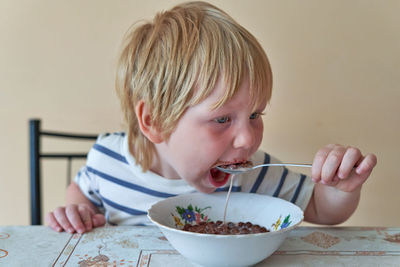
[147,192,303,267]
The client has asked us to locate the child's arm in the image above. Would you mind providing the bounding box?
[304,144,377,224]
[45,182,105,233]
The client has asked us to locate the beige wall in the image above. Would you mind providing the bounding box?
[1,0,399,226]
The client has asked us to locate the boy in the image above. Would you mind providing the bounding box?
[46,1,377,233]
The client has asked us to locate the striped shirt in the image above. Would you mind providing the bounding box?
[75,133,314,225]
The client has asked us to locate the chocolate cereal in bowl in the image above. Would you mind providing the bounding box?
[147,192,303,267]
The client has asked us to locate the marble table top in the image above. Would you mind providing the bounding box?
[1,225,399,266]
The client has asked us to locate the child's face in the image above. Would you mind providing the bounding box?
[153,76,267,193]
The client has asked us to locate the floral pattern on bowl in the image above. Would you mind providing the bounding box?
[172,204,211,228]
[271,215,292,231]
[171,204,292,231]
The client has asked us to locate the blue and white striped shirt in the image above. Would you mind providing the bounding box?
[75,133,314,225]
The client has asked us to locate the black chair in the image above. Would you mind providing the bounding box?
[29,119,98,225]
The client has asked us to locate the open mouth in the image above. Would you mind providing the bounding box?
[209,168,230,187]
[208,160,252,187]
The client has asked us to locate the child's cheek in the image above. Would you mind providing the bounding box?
[205,122,231,135]
[193,127,229,157]
[251,121,264,152]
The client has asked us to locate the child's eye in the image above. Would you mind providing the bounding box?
[215,116,230,124]
[249,112,261,120]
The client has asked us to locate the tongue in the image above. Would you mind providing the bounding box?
[209,168,230,187]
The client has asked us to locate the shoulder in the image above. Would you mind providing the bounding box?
[87,132,128,165]
[95,132,126,147]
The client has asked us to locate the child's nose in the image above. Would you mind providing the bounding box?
[232,124,255,150]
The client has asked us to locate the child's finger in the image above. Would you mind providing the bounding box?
[312,144,335,182]
[78,206,93,231]
[356,153,377,175]
[45,212,62,232]
[321,146,345,184]
[92,214,106,227]
[336,154,376,192]
[65,205,86,234]
[53,207,75,233]
[338,147,361,179]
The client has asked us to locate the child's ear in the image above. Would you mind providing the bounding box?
[135,100,163,143]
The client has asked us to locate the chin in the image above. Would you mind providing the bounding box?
[191,178,218,194]
[196,186,217,194]
[190,179,216,194]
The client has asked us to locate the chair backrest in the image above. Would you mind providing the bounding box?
[29,119,97,225]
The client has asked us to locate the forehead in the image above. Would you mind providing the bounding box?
[193,75,267,112]
[192,73,269,112]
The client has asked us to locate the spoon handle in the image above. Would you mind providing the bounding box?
[216,163,313,175]
[254,163,312,169]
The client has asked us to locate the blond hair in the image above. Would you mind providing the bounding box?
[116,1,273,171]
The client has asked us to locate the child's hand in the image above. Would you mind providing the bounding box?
[311,144,377,192]
[45,203,106,234]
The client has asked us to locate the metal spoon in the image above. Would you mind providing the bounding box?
[216,163,312,175]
